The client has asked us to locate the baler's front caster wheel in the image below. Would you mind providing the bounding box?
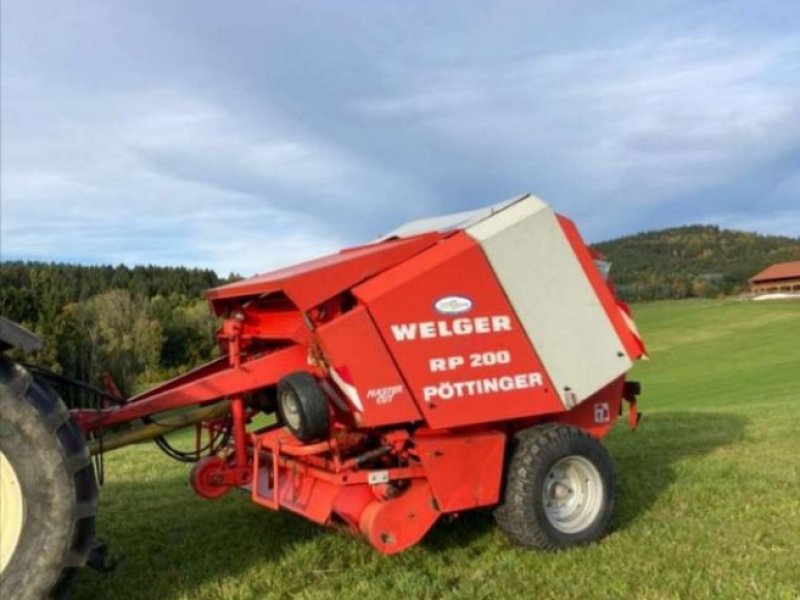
[494,424,615,550]
[190,456,231,500]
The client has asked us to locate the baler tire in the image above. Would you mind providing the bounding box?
[277,372,330,442]
[494,424,615,551]
[0,359,97,600]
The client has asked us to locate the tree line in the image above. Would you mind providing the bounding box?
[0,262,229,398]
[593,225,800,301]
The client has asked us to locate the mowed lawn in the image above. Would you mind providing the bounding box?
[74,299,800,600]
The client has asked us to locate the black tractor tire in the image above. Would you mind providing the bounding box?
[277,372,330,442]
[0,359,97,600]
[494,424,616,550]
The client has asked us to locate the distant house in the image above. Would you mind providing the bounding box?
[749,261,800,294]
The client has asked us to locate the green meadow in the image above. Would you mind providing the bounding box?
[74,298,800,599]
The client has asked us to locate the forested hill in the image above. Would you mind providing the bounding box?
[0,263,226,397]
[593,225,800,301]
[0,262,222,326]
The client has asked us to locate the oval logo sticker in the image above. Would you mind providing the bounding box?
[435,295,473,315]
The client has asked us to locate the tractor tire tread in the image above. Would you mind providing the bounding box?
[0,358,98,600]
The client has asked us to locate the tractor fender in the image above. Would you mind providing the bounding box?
[0,317,43,354]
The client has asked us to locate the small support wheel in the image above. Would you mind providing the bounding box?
[494,424,616,550]
[277,372,329,442]
[190,456,230,500]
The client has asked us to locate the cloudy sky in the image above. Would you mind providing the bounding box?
[2,0,798,275]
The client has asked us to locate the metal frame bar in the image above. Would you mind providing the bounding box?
[73,344,308,432]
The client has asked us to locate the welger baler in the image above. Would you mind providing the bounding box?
[0,194,646,599]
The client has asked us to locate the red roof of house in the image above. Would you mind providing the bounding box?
[749,261,800,283]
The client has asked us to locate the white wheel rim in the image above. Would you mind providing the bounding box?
[542,455,604,534]
[281,391,302,431]
[0,449,25,573]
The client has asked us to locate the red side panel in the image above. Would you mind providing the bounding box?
[275,474,340,525]
[557,216,647,360]
[315,306,422,427]
[206,233,446,312]
[355,232,563,429]
[415,430,506,512]
[554,376,625,439]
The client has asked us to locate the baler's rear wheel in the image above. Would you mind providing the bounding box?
[0,359,97,600]
[494,424,615,550]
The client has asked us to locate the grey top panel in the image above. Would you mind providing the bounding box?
[378,194,530,240]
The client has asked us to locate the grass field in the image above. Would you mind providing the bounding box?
[73,298,800,600]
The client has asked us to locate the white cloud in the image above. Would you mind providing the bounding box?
[0,86,433,274]
[354,34,800,235]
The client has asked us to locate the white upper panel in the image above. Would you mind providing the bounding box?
[378,195,527,240]
[466,195,631,407]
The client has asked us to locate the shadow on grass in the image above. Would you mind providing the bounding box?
[73,479,325,600]
[609,410,746,531]
[75,411,746,598]
[422,410,747,551]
